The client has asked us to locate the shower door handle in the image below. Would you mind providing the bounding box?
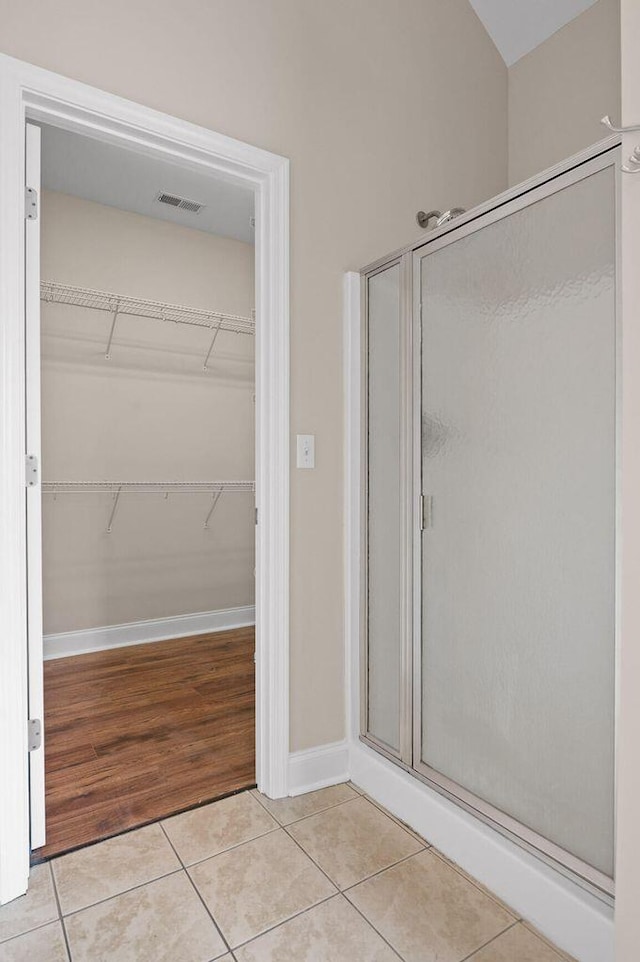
[420,495,432,530]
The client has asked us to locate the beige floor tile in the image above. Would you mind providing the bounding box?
[251,784,357,825]
[234,895,399,962]
[52,822,181,914]
[163,792,278,866]
[430,849,518,915]
[287,796,422,889]
[0,921,68,962]
[346,850,514,962]
[364,796,429,846]
[65,871,226,962]
[0,864,58,943]
[189,829,336,947]
[468,923,570,961]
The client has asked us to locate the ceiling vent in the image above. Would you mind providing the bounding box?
[156,191,205,214]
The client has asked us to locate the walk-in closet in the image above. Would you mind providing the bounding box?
[32,122,257,858]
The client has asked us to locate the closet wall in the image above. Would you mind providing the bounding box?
[41,189,255,638]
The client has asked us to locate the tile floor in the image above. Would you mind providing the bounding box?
[0,783,575,962]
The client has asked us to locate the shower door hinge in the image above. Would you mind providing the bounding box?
[28,718,42,752]
[25,454,39,487]
[420,494,432,530]
[255,507,258,525]
[25,186,38,220]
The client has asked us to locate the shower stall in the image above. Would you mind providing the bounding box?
[360,142,618,898]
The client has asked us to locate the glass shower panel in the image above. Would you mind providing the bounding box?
[420,167,616,877]
[367,263,402,752]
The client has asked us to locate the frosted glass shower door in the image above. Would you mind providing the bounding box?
[419,164,616,882]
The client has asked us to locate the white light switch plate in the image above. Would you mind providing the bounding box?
[296,434,315,469]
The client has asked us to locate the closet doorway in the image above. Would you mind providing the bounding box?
[29,120,259,859]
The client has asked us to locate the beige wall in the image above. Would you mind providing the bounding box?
[508,0,621,185]
[0,0,508,750]
[615,0,640,956]
[41,190,255,634]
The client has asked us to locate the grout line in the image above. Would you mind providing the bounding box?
[60,868,184,918]
[182,868,234,958]
[282,800,426,894]
[363,793,430,846]
[280,823,340,891]
[185,815,341,952]
[229,891,339,953]
[249,786,361,827]
[158,820,233,958]
[48,860,74,961]
[428,848,520,920]
[229,893,343,954]
[179,825,282,870]
[339,895,405,961]
[162,802,344,955]
[341,850,425,894]
[274,805,412,961]
[158,819,187,866]
[521,921,576,962]
[458,919,520,962]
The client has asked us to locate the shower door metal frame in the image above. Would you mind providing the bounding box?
[360,255,414,764]
[360,137,620,902]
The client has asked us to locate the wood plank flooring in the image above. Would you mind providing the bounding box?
[33,627,255,861]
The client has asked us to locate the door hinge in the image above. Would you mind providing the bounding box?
[420,494,432,530]
[28,718,42,752]
[25,454,39,487]
[25,186,38,220]
[255,507,258,525]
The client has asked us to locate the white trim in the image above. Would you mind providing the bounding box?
[0,53,290,903]
[350,741,613,962]
[288,740,350,796]
[342,269,614,962]
[0,58,29,906]
[343,272,361,745]
[25,123,45,851]
[43,606,256,660]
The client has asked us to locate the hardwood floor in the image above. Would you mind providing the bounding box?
[33,627,255,861]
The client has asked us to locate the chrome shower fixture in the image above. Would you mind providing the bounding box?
[416,209,441,229]
[416,207,466,230]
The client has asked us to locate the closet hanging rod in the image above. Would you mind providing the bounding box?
[42,481,255,494]
[40,281,256,336]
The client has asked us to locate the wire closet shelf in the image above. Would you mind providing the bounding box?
[40,280,256,369]
[42,481,255,532]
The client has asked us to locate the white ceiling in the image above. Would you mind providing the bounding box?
[468,0,599,66]
[40,123,255,244]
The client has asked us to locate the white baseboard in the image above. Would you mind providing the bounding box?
[288,740,350,796]
[350,739,613,962]
[43,605,256,660]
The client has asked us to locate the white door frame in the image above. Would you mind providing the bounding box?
[0,53,290,903]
